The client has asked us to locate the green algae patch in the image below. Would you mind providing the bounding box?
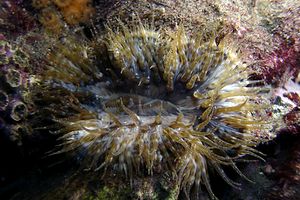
[83,186,131,200]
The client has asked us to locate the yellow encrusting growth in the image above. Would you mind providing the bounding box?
[32,0,94,33]
[41,22,274,200]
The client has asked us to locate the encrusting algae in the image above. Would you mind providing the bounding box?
[30,20,278,200]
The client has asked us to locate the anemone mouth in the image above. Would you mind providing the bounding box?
[40,23,273,199]
[90,78,198,118]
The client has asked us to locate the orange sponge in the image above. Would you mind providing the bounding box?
[60,0,94,25]
[39,8,63,34]
[32,0,51,8]
[52,0,72,8]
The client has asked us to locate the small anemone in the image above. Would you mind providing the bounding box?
[45,35,99,84]
[10,101,28,121]
[5,68,22,88]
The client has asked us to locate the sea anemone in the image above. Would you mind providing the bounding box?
[37,22,275,199]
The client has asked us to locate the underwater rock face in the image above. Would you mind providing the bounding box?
[268,136,300,200]
[0,0,299,200]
